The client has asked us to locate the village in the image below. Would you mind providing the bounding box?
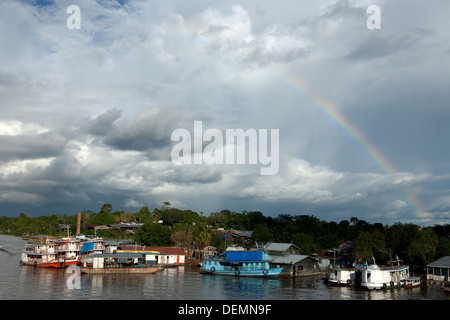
[14,210,450,292]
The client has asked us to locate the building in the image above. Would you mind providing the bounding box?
[426,256,450,281]
[85,224,111,231]
[263,242,302,256]
[118,246,187,266]
[263,242,319,277]
[109,222,144,233]
[270,254,320,277]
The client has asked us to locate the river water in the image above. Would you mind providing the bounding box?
[1,234,449,301]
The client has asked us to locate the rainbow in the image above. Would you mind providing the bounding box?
[275,71,426,221]
[176,20,426,221]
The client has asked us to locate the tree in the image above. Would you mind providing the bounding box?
[350,217,359,226]
[192,224,212,246]
[247,211,266,229]
[207,212,227,228]
[137,206,151,223]
[354,230,388,263]
[171,230,193,247]
[292,233,319,255]
[90,211,114,225]
[386,223,421,258]
[134,223,171,246]
[318,234,341,251]
[252,224,273,243]
[100,203,113,214]
[407,228,439,265]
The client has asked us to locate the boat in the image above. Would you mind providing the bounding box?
[200,250,283,278]
[358,264,410,289]
[324,267,360,286]
[20,235,104,268]
[403,277,421,289]
[80,253,162,274]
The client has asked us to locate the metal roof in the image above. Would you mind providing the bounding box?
[232,230,253,237]
[264,243,300,253]
[109,223,143,228]
[270,254,317,264]
[426,256,450,268]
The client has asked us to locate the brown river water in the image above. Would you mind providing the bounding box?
[1,234,449,301]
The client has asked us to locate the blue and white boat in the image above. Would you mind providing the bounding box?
[200,250,283,278]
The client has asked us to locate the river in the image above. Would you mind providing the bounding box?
[1,234,449,301]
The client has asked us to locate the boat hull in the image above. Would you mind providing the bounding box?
[21,259,79,268]
[80,267,161,274]
[326,279,353,286]
[359,264,410,290]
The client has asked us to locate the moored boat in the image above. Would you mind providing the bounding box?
[80,253,162,274]
[200,250,283,278]
[403,277,421,289]
[359,264,410,290]
[20,235,104,268]
[325,267,360,286]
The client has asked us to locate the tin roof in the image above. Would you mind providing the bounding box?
[270,254,316,264]
[264,242,301,253]
[119,246,187,255]
[427,256,450,268]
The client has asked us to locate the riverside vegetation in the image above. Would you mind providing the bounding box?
[1,202,449,273]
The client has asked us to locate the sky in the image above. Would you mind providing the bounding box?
[1,0,450,226]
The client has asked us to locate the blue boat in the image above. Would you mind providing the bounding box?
[200,250,283,278]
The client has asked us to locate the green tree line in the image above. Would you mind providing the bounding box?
[1,203,449,271]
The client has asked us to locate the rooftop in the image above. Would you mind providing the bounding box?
[264,242,301,253]
[271,254,317,265]
[427,256,450,268]
[119,246,187,255]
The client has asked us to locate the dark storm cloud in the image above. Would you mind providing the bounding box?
[0,132,65,162]
[84,108,179,159]
[345,34,417,60]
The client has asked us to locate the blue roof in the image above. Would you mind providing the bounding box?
[223,251,263,261]
[81,242,95,254]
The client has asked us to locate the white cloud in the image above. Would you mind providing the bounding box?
[0,1,449,225]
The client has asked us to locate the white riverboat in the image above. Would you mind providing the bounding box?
[325,268,360,286]
[359,264,410,289]
[20,235,105,268]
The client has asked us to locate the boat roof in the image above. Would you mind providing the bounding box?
[221,251,265,262]
[90,253,145,259]
[119,246,187,255]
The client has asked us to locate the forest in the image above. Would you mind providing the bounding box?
[1,202,449,272]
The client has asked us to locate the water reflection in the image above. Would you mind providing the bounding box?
[200,274,282,300]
